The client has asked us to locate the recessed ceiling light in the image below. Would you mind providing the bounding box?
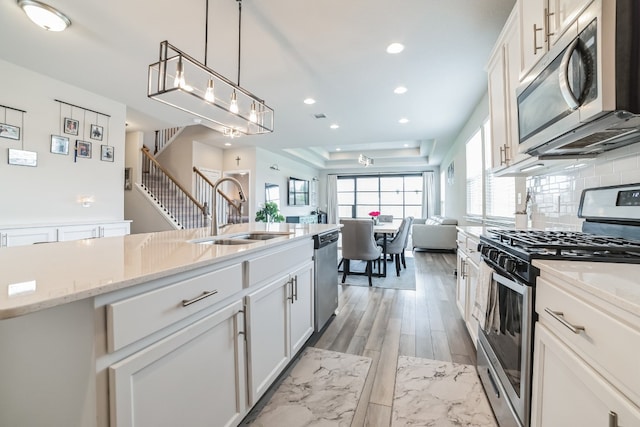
[404,144,409,147]
[303,98,316,105]
[386,43,404,54]
[224,142,231,146]
[394,86,407,94]
[336,148,341,151]
[399,118,409,124]
[330,124,339,129]
[18,0,71,32]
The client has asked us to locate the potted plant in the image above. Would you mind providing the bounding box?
[255,201,285,223]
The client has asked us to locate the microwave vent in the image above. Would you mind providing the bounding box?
[564,129,638,149]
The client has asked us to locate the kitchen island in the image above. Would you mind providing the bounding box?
[0,223,339,427]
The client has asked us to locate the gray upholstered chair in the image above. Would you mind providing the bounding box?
[340,218,383,286]
[378,214,394,223]
[377,216,413,276]
[400,216,414,268]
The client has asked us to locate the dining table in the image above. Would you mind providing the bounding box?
[373,220,401,277]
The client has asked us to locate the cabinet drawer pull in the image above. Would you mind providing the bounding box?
[287,278,294,303]
[544,8,555,41]
[293,276,298,301]
[181,290,218,307]
[544,308,585,334]
[609,411,618,427]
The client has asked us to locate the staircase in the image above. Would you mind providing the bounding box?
[141,146,208,229]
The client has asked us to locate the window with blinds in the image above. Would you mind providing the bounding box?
[465,119,515,220]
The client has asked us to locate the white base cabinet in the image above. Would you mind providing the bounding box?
[531,324,640,427]
[246,261,314,406]
[456,229,480,346]
[109,300,246,427]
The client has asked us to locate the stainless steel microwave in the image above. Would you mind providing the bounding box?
[516,0,640,157]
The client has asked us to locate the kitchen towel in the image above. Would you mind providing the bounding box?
[472,260,500,332]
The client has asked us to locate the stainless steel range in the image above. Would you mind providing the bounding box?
[476,183,640,427]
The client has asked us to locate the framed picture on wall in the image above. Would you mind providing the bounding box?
[0,123,20,140]
[50,135,69,155]
[76,140,92,158]
[90,124,103,141]
[64,118,79,135]
[100,145,114,162]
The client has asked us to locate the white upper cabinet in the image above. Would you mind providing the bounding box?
[519,0,592,78]
[487,6,523,171]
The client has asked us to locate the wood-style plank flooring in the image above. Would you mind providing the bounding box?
[243,250,477,427]
[308,250,477,426]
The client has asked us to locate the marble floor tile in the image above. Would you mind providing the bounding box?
[392,356,497,427]
[247,347,372,427]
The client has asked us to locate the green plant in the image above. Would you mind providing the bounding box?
[255,201,285,223]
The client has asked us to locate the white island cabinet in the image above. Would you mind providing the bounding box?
[245,239,314,405]
[531,262,640,427]
[0,223,338,427]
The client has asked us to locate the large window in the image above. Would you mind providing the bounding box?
[465,119,515,220]
[337,174,423,219]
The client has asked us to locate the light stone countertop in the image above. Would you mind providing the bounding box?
[0,223,339,320]
[533,259,640,318]
[456,226,488,240]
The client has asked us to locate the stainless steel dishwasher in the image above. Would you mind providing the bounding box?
[313,230,339,332]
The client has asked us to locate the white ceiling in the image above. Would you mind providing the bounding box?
[0,0,515,169]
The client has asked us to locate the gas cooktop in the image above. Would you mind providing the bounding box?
[483,229,640,263]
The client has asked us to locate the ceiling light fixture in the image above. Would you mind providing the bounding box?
[18,0,71,32]
[303,98,316,105]
[386,43,405,54]
[330,124,339,129]
[394,86,407,94]
[358,154,373,167]
[148,0,274,137]
[399,118,409,124]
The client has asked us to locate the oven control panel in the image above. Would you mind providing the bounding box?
[479,243,538,285]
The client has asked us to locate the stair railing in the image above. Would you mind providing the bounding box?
[141,147,208,229]
[154,127,181,154]
[193,166,244,225]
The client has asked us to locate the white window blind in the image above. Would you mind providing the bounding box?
[465,128,483,216]
[483,120,515,219]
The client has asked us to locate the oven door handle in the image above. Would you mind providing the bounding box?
[492,271,527,295]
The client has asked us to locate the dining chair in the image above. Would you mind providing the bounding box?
[378,214,394,223]
[400,216,414,268]
[340,218,383,286]
[376,216,412,276]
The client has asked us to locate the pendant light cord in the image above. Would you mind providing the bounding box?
[204,0,209,66]
[237,0,242,85]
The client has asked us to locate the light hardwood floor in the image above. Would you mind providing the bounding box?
[243,250,477,427]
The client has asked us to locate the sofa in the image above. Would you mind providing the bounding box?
[411,216,458,251]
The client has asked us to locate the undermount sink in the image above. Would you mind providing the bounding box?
[190,232,291,245]
[232,233,290,241]
[194,238,260,245]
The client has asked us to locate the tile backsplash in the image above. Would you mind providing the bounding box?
[526,143,640,230]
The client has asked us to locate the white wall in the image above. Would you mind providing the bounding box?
[254,148,320,220]
[0,59,126,226]
[437,93,491,224]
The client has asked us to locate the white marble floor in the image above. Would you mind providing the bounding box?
[246,347,372,427]
[246,348,496,427]
[392,356,497,427]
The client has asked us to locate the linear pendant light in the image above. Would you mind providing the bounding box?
[147,0,274,136]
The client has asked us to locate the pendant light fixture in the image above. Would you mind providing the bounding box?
[148,0,274,136]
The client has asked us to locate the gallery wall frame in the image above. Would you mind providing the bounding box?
[0,123,20,140]
[100,145,114,162]
[76,140,92,159]
[50,135,69,155]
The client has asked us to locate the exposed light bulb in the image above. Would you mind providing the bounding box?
[249,101,257,123]
[230,91,239,113]
[174,59,185,88]
[204,78,215,102]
